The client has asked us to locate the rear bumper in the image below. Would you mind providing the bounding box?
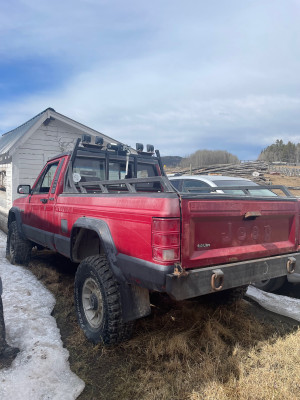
[166,252,300,301]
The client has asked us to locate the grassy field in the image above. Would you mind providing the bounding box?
[26,251,300,400]
[264,173,300,196]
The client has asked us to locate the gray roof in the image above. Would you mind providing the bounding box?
[0,108,53,155]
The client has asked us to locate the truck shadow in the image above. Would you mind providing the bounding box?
[276,280,300,299]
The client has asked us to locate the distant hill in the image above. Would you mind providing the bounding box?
[161,156,183,167]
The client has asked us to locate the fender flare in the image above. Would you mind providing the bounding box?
[70,217,126,283]
[71,217,151,322]
[8,207,26,240]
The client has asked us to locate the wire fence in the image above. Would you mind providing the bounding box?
[269,165,300,177]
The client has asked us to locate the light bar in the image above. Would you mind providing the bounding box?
[136,143,144,152]
[95,136,104,146]
[146,144,154,153]
[107,143,120,151]
[82,134,91,143]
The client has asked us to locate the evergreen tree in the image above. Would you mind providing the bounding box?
[258,140,299,163]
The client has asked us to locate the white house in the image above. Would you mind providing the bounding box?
[0,107,121,230]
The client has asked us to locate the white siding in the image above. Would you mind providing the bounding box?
[6,163,12,209]
[0,163,12,210]
[12,153,20,204]
[1,117,110,212]
[13,118,94,203]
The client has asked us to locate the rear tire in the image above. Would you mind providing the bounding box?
[252,276,286,292]
[74,255,133,345]
[6,221,32,265]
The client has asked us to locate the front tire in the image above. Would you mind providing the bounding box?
[6,221,32,265]
[74,255,133,345]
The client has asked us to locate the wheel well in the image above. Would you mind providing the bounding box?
[71,228,104,262]
[8,211,16,227]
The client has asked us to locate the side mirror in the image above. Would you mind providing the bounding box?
[17,185,31,195]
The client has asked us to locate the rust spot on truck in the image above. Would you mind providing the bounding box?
[173,264,189,277]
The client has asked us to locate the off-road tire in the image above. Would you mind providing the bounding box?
[74,255,133,345]
[209,285,249,306]
[252,276,286,292]
[6,221,32,265]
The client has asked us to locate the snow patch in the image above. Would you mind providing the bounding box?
[246,285,300,322]
[0,230,85,400]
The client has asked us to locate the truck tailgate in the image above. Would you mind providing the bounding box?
[180,196,299,269]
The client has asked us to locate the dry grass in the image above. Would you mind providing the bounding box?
[26,251,300,400]
[197,330,300,400]
[265,173,300,196]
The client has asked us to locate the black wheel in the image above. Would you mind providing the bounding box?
[252,276,286,292]
[74,255,133,345]
[6,221,32,265]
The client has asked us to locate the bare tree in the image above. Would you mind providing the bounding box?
[180,150,239,168]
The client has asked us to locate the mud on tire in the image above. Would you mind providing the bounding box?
[74,255,133,345]
[6,221,32,265]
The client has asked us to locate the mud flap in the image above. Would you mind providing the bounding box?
[119,283,151,323]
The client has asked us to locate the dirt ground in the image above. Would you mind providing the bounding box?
[264,173,300,196]
[21,251,300,400]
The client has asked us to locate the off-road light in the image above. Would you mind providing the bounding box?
[107,143,119,151]
[136,143,144,152]
[82,134,91,144]
[95,136,104,146]
[146,144,154,153]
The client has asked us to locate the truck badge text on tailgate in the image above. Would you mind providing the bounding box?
[222,222,272,244]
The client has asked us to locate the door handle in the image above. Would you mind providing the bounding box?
[40,198,48,204]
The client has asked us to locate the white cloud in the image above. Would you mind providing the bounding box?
[1,0,300,159]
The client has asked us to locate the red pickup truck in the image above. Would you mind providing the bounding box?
[6,137,300,344]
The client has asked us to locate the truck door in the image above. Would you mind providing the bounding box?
[23,159,62,248]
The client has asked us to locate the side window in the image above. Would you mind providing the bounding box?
[137,163,157,178]
[108,161,157,180]
[109,162,134,180]
[109,162,122,180]
[170,179,181,190]
[182,179,210,193]
[73,158,105,182]
[33,162,59,194]
[135,163,159,192]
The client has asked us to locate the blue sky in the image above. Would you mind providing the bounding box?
[1,0,300,160]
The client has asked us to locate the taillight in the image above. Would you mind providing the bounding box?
[152,218,180,263]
